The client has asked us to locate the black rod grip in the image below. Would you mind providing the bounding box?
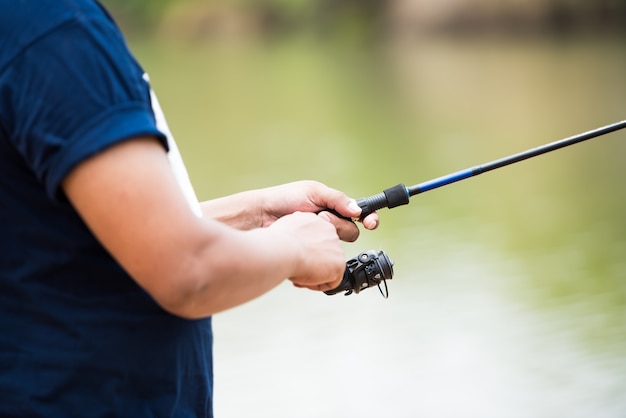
[384,183,410,208]
[356,184,409,218]
[356,193,387,218]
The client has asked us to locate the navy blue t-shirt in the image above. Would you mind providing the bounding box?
[0,1,213,416]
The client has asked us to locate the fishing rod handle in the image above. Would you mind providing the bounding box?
[356,183,410,218]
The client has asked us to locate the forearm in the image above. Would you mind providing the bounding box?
[63,140,351,319]
[159,221,299,318]
[63,139,299,318]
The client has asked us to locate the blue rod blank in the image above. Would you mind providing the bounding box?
[406,119,626,197]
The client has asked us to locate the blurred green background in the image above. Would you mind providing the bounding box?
[102,1,626,417]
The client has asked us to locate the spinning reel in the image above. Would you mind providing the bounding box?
[325,250,394,297]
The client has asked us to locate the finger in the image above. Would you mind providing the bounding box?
[361,212,379,230]
[330,198,362,220]
[291,279,341,292]
[311,185,361,219]
[318,211,359,242]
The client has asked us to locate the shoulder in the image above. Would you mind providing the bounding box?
[0,0,161,200]
[0,0,121,73]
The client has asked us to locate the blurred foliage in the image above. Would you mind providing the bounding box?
[101,0,384,39]
[101,0,626,40]
[101,0,174,33]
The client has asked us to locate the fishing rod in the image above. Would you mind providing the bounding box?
[356,119,626,218]
[326,119,626,297]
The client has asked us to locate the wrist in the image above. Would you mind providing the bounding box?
[200,189,266,230]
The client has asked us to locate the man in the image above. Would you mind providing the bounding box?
[0,0,379,416]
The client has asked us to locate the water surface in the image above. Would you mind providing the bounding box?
[134,34,626,417]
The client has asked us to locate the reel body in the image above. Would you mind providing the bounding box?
[325,250,394,297]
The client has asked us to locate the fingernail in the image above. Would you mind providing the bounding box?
[348,200,361,213]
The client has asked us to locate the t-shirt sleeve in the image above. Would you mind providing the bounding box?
[2,15,168,200]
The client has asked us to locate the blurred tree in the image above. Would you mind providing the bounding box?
[101,0,626,40]
[545,0,626,31]
[387,0,626,37]
[240,0,386,40]
[312,0,386,40]
[100,0,174,34]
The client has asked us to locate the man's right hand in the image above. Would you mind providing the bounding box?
[269,211,346,292]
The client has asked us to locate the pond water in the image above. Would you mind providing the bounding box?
[133,33,626,417]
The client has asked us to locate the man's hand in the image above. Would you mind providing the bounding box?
[200,180,380,241]
[268,211,346,291]
[258,180,379,242]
